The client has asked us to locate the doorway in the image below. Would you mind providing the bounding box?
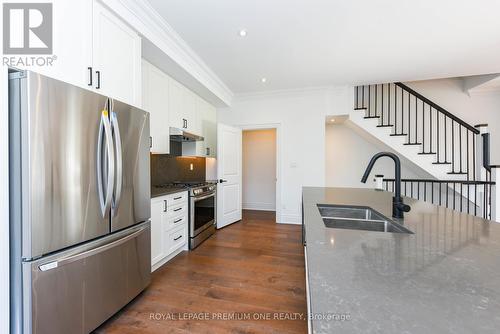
[242,128,278,221]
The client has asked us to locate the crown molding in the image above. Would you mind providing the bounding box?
[102,0,233,106]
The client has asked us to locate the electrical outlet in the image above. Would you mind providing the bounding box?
[190,163,194,171]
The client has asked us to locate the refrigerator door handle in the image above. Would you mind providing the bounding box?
[110,104,123,214]
[38,225,148,271]
[97,109,115,217]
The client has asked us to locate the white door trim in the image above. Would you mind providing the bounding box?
[239,123,282,224]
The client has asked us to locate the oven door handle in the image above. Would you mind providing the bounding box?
[193,193,215,202]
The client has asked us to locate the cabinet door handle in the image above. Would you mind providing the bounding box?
[174,207,182,212]
[174,218,183,224]
[174,196,182,200]
[163,200,167,212]
[95,70,101,89]
[150,136,152,148]
[174,235,182,241]
[206,147,210,156]
[87,67,93,86]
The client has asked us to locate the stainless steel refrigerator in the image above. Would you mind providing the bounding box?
[8,70,151,334]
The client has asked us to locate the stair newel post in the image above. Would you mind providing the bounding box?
[474,124,492,219]
[474,124,489,182]
[490,166,500,222]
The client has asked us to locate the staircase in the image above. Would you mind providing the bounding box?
[349,82,479,181]
[348,82,496,219]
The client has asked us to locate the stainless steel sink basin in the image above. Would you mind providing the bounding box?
[317,205,413,234]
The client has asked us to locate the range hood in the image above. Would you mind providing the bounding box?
[170,127,204,142]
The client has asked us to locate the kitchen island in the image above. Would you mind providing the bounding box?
[302,187,500,334]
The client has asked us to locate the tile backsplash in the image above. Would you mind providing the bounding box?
[151,154,206,186]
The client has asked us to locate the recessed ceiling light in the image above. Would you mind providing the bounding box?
[261,77,267,83]
[330,118,335,123]
[238,29,247,37]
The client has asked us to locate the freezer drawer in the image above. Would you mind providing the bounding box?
[23,222,151,334]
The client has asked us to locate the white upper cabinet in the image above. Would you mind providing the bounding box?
[16,0,92,89]
[142,60,170,154]
[168,79,185,130]
[183,90,198,134]
[169,79,198,134]
[93,0,141,106]
[197,98,217,158]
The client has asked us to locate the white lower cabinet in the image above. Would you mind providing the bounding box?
[150,191,189,271]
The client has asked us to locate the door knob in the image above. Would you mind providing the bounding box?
[219,179,228,183]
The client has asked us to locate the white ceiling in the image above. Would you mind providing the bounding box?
[146,0,500,94]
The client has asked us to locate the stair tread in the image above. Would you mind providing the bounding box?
[354,107,367,110]
[418,152,437,155]
[389,133,408,136]
[364,116,380,119]
[447,171,468,175]
[403,142,422,146]
[376,124,394,127]
[432,162,452,165]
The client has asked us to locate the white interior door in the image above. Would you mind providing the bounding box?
[217,124,242,228]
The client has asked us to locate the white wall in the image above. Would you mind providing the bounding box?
[218,87,351,224]
[406,78,500,162]
[242,129,276,211]
[325,123,422,188]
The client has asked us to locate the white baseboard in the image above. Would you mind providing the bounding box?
[242,202,276,211]
[279,214,301,225]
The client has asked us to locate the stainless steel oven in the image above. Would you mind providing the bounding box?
[189,184,216,249]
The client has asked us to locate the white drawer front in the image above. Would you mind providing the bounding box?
[167,202,188,219]
[165,225,186,255]
[165,214,188,231]
[165,191,188,207]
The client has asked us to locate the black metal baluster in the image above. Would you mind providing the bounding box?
[431,181,434,204]
[368,85,371,116]
[362,85,364,108]
[417,181,420,200]
[437,111,440,162]
[439,183,442,206]
[422,101,426,152]
[467,183,470,214]
[473,135,476,180]
[460,183,463,212]
[459,124,463,173]
[452,121,455,172]
[415,96,418,143]
[466,131,470,180]
[388,84,391,125]
[474,184,477,216]
[424,182,427,201]
[401,86,404,135]
[446,182,449,208]
[444,117,447,163]
[453,183,456,210]
[407,91,411,142]
[394,84,397,133]
[375,84,378,118]
[381,84,384,125]
[429,105,433,153]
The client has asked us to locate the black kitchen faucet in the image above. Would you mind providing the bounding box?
[361,152,411,218]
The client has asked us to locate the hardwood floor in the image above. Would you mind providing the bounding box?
[95,210,307,334]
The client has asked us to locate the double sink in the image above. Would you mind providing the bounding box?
[318,205,413,234]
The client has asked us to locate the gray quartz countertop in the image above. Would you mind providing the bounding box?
[303,187,500,334]
[150,186,187,198]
